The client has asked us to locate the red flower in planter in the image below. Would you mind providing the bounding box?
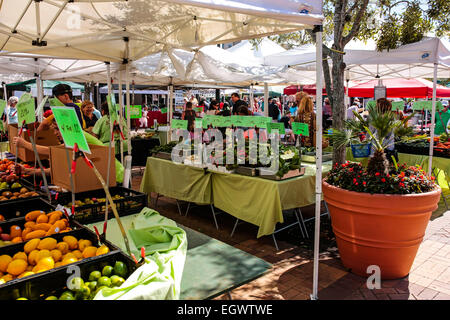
[381,178,386,182]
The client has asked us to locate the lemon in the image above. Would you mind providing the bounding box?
[88,270,101,282]
[102,265,113,277]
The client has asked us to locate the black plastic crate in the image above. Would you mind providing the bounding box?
[51,186,147,225]
[0,198,55,221]
[0,250,137,300]
[0,225,122,290]
[0,215,81,248]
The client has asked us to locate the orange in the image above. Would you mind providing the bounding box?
[0,255,12,273]
[24,238,40,254]
[6,259,28,276]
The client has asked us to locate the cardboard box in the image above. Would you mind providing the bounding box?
[8,124,61,162]
[49,144,116,193]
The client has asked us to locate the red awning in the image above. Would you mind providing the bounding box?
[283,84,327,96]
[348,78,450,98]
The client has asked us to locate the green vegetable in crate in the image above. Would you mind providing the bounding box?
[98,276,112,287]
[110,275,125,287]
[102,265,114,277]
[113,261,128,278]
[88,270,102,282]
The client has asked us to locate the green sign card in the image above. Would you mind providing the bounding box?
[17,93,35,125]
[194,107,203,113]
[391,101,405,111]
[160,107,168,114]
[267,122,285,134]
[366,100,376,108]
[0,99,6,117]
[107,94,119,123]
[292,122,309,136]
[413,100,443,111]
[202,115,213,129]
[126,105,142,119]
[171,119,188,130]
[254,116,272,128]
[49,98,65,107]
[51,106,91,154]
[195,119,203,129]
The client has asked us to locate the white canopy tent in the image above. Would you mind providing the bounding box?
[0,0,326,300]
[226,38,287,64]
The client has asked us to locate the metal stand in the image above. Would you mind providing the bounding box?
[185,202,219,230]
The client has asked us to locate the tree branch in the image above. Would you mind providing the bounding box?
[343,0,370,45]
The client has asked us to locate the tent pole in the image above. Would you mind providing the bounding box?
[118,70,124,166]
[428,63,438,176]
[125,63,132,188]
[104,62,113,226]
[263,83,269,117]
[168,84,174,142]
[344,70,350,120]
[311,26,323,301]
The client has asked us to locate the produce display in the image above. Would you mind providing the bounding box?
[0,210,72,247]
[67,195,125,208]
[36,260,129,300]
[395,133,450,158]
[0,235,110,285]
[0,187,39,202]
[149,141,178,156]
[132,132,157,140]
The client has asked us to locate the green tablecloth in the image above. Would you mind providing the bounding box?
[140,156,332,239]
[140,157,213,205]
[212,162,332,238]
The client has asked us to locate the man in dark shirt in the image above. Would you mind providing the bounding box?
[231,92,249,115]
[51,84,85,128]
[268,97,280,121]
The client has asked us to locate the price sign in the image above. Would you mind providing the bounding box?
[16,92,36,124]
[49,98,65,107]
[51,106,91,154]
[366,100,376,108]
[160,107,168,114]
[0,99,6,117]
[391,101,405,111]
[292,122,309,136]
[126,105,142,119]
[195,119,203,129]
[267,122,285,134]
[254,116,272,128]
[413,100,443,111]
[107,94,119,123]
[171,119,188,130]
[194,107,203,113]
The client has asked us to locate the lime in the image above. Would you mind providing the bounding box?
[97,276,111,287]
[59,291,75,300]
[110,275,125,287]
[113,261,128,278]
[45,296,58,300]
[68,277,84,291]
[75,285,90,300]
[93,285,108,297]
[16,297,28,300]
[102,265,114,277]
[88,270,101,282]
[86,281,97,292]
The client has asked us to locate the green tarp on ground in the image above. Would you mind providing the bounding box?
[86,207,187,300]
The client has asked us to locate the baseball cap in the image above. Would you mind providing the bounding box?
[52,83,72,97]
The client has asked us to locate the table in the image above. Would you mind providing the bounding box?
[212,162,332,238]
[140,157,213,205]
[140,157,331,238]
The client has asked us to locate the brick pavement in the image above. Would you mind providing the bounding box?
[131,171,450,300]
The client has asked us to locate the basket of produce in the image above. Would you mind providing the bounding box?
[0,198,55,221]
[54,187,148,225]
[0,209,78,249]
[0,250,135,300]
[149,141,178,160]
[300,146,333,163]
[235,166,259,177]
[0,226,119,288]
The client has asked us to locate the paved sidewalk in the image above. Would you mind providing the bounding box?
[131,173,450,300]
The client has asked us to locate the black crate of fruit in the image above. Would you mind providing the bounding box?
[0,224,122,290]
[0,250,136,300]
[52,186,148,225]
[0,198,55,221]
[0,215,81,249]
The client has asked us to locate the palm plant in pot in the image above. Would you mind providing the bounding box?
[323,104,441,280]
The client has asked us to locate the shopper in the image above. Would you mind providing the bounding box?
[182,101,196,132]
[268,97,280,121]
[92,101,129,161]
[323,97,332,129]
[435,104,450,135]
[294,91,316,147]
[140,106,149,128]
[231,93,248,115]
[81,100,98,131]
[5,96,19,125]
[206,100,220,115]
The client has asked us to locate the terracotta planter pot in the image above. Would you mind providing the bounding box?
[322,180,441,279]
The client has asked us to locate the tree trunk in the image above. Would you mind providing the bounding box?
[84,81,95,101]
[330,52,346,165]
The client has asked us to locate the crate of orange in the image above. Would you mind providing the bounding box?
[0,225,120,288]
[0,209,79,249]
[0,198,55,221]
